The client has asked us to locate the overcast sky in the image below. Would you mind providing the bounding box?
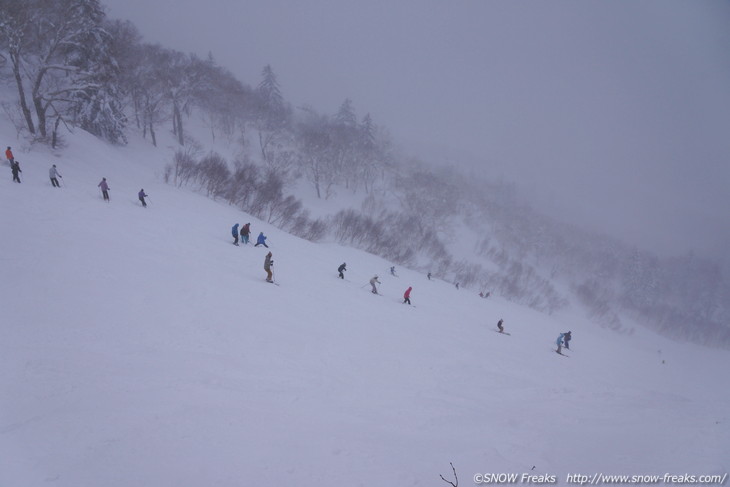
[103,0,730,261]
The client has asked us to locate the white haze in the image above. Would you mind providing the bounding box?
[102,0,730,262]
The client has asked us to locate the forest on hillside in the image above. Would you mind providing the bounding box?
[1,0,728,347]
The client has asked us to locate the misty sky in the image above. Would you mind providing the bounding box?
[103,0,730,261]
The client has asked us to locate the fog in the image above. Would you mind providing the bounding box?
[103,0,730,262]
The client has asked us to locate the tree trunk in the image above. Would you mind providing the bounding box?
[51,116,61,149]
[9,52,35,135]
[174,103,184,145]
[31,69,47,138]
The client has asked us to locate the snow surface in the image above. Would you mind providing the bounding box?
[1,122,728,486]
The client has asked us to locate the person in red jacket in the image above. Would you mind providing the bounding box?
[403,286,412,305]
[5,146,14,164]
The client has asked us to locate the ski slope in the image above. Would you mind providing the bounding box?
[1,125,728,486]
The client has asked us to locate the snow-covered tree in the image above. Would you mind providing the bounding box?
[0,0,113,143]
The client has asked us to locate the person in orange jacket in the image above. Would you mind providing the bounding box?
[5,146,14,164]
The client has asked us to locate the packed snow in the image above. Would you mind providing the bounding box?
[1,123,728,486]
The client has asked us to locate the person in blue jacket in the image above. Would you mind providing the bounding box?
[255,232,269,248]
[232,223,240,246]
[556,333,565,354]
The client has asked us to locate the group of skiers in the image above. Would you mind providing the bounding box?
[6,146,21,183]
[231,223,268,248]
[96,177,147,206]
[5,148,150,206]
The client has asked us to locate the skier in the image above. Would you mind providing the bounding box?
[556,333,566,354]
[563,331,572,350]
[403,286,412,305]
[5,146,14,165]
[455,282,460,290]
[138,189,148,207]
[240,223,251,245]
[497,319,504,333]
[255,232,269,248]
[10,160,21,183]
[98,177,110,201]
[369,275,381,294]
[232,223,240,246]
[427,272,432,280]
[338,262,347,279]
[264,251,274,283]
[390,266,397,276]
[49,164,62,187]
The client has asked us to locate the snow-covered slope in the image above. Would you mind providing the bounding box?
[1,124,728,486]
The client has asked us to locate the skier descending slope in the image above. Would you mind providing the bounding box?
[556,333,566,355]
[403,286,412,305]
[255,232,269,248]
[232,223,240,246]
[240,223,251,245]
[369,275,381,294]
[98,177,110,201]
[338,262,347,279]
[49,165,62,187]
[138,189,148,207]
[264,252,274,283]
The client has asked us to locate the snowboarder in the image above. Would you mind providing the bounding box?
[240,223,251,245]
[427,272,432,280]
[49,164,62,187]
[138,189,148,207]
[5,146,14,165]
[338,262,347,279]
[403,286,412,305]
[497,319,504,333]
[563,331,572,350]
[255,232,269,248]
[369,275,381,294]
[98,177,110,201]
[556,333,566,354]
[232,223,240,246]
[264,251,274,282]
[390,266,397,276]
[10,160,21,183]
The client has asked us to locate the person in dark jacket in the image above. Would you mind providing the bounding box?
[338,262,347,279]
[138,189,148,207]
[563,331,572,350]
[240,223,251,245]
[98,177,110,201]
[403,286,412,305]
[49,164,62,187]
[497,319,504,333]
[232,223,240,246]
[264,252,274,282]
[255,232,268,248]
[10,160,21,183]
